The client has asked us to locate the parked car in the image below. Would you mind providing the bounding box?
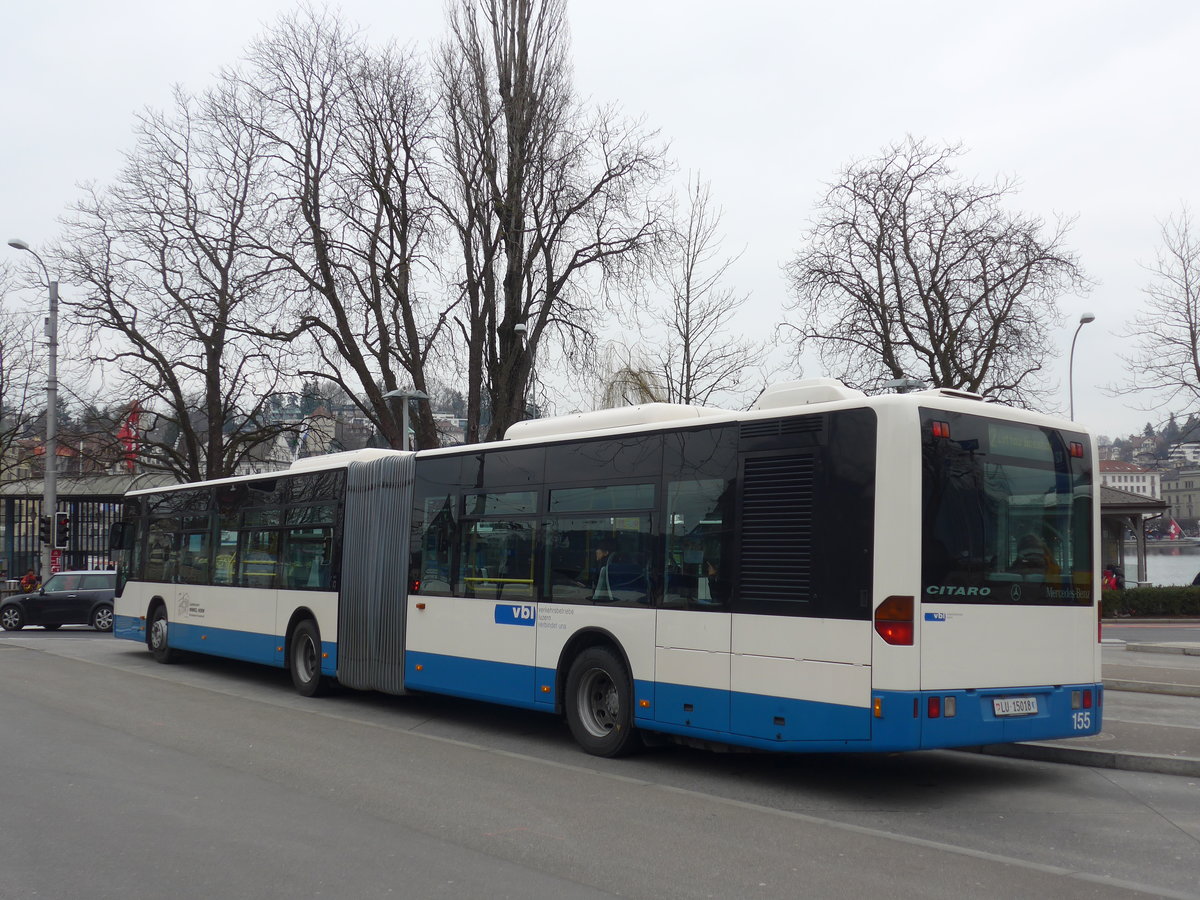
[0,570,115,632]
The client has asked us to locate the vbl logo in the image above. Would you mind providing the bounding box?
[495,603,536,626]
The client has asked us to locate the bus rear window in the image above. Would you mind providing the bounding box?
[921,410,1093,606]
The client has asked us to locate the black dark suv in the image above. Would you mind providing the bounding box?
[0,570,115,632]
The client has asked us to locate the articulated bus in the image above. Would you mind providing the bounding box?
[111,379,1102,756]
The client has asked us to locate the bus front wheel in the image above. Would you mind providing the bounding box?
[148,606,175,664]
[564,647,640,757]
[289,620,327,697]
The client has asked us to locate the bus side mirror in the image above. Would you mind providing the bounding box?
[109,521,133,552]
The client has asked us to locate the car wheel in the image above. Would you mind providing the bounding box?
[564,646,641,757]
[289,619,327,697]
[42,624,62,631]
[91,605,114,632]
[0,606,24,631]
[147,606,175,663]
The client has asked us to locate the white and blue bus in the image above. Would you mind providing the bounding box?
[112,379,1102,756]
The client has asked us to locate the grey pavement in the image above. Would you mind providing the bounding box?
[970,632,1200,776]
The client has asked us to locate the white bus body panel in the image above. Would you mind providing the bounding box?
[731,616,871,708]
[919,604,1098,690]
[655,609,731,692]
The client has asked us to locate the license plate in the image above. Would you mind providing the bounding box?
[993,696,1038,717]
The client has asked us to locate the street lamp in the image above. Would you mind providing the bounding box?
[7,238,58,576]
[382,389,429,452]
[1068,312,1096,421]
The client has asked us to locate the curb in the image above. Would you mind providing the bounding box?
[1124,642,1200,657]
[1106,679,1200,698]
[964,741,1200,777]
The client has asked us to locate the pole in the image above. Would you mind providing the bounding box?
[1068,312,1095,421]
[43,280,58,576]
[401,399,411,453]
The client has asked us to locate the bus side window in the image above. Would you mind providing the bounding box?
[664,478,732,610]
[239,531,278,587]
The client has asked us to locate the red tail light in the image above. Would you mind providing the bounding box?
[927,696,941,718]
[1083,690,1093,709]
[409,579,421,594]
[875,595,914,646]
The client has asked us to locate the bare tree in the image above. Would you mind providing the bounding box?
[0,276,42,479]
[433,0,669,441]
[58,86,294,482]
[1119,207,1200,413]
[593,342,667,408]
[784,137,1086,405]
[649,175,764,406]
[226,8,450,450]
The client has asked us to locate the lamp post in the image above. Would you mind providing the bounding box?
[1068,312,1096,421]
[7,238,58,576]
[382,389,429,452]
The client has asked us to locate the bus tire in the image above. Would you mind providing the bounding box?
[147,605,175,664]
[564,646,641,757]
[289,620,327,697]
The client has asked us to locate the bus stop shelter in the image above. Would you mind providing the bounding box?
[0,473,176,586]
[1100,485,1169,586]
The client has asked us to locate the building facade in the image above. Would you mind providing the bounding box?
[1161,467,1200,529]
[1098,460,1161,500]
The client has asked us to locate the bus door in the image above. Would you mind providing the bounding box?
[654,478,733,733]
[406,491,539,706]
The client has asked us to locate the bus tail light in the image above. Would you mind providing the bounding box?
[927,696,940,718]
[874,595,914,645]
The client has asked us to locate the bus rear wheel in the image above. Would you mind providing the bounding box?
[564,647,640,757]
[289,620,327,697]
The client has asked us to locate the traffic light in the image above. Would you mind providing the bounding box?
[54,512,71,549]
[38,515,51,545]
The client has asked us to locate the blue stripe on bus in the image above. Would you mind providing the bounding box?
[167,621,280,667]
[114,618,338,677]
[402,652,1103,752]
[110,625,1102,753]
[896,682,1104,749]
[113,614,144,642]
[405,651,543,710]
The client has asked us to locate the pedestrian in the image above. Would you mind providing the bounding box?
[19,568,40,593]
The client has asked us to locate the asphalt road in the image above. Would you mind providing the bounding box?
[2,630,1198,900]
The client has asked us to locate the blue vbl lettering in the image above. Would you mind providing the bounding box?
[495,603,536,626]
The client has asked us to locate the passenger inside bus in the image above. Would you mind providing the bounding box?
[1011,533,1061,578]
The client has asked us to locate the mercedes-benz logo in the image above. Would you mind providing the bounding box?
[1010,584,1022,602]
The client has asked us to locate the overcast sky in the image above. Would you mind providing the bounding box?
[4,0,1199,438]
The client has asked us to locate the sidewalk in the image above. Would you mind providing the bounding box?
[971,641,1200,776]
